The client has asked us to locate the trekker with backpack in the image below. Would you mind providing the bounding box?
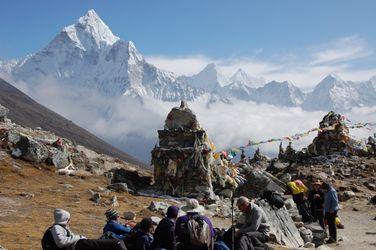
[42,208,127,250]
[175,199,214,250]
[103,209,132,240]
[322,182,339,244]
[235,197,270,250]
[285,180,313,222]
[151,205,179,250]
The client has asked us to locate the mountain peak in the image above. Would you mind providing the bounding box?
[62,9,119,50]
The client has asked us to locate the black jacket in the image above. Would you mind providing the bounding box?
[151,217,176,250]
[308,189,325,211]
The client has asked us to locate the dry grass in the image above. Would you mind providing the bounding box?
[0,153,159,250]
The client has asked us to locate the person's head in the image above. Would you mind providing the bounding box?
[140,217,154,233]
[105,209,120,222]
[321,182,331,192]
[54,209,71,226]
[166,205,179,219]
[312,180,322,191]
[181,199,205,214]
[237,196,251,213]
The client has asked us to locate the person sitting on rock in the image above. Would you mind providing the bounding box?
[45,208,126,250]
[322,182,339,244]
[234,197,270,250]
[308,180,325,228]
[152,205,179,250]
[136,217,154,250]
[175,199,214,250]
[285,180,313,222]
[103,209,132,240]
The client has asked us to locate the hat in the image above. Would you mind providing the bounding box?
[181,199,205,214]
[121,211,136,220]
[54,209,70,225]
[166,205,179,218]
[105,209,119,220]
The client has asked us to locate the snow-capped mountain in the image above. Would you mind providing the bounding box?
[179,63,228,92]
[253,80,306,107]
[229,68,265,88]
[303,74,361,111]
[6,10,203,102]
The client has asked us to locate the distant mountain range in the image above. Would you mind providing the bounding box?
[1,9,375,111]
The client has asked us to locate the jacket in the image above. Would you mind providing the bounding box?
[103,220,132,239]
[136,231,154,250]
[324,186,339,213]
[239,203,270,235]
[151,217,177,250]
[51,224,85,250]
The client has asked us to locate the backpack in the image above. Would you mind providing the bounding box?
[41,226,63,250]
[263,190,285,209]
[182,214,212,247]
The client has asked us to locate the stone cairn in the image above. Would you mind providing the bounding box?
[151,101,215,200]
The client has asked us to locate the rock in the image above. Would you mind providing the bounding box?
[307,222,326,247]
[108,183,129,193]
[295,222,304,228]
[338,236,350,242]
[304,242,315,248]
[219,189,233,198]
[350,185,360,193]
[111,196,119,207]
[122,211,136,220]
[61,184,74,189]
[110,168,152,191]
[150,216,162,225]
[369,195,376,205]
[148,201,169,213]
[20,192,34,199]
[344,191,356,199]
[49,148,70,169]
[280,173,292,183]
[257,199,304,248]
[90,193,101,204]
[299,227,313,243]
[0,244,8,250]
[317,245,333,250]
[0,104,9,122]
[284,198,296,210]
[11,148,22,158]
[20,137,49,163]
[365,182,375,191]
[352,207,359,211]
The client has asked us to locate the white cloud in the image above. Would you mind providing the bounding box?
[146,35,376,89]
[310,36,373,65]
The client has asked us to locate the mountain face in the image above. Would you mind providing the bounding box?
[302,74,361,111]
[229,68,265,88]
[6,10,203,102]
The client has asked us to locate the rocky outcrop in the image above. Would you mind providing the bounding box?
[256,199,305,248]
[0,104,9,122]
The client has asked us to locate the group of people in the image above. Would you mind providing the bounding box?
[285,179,341,244]
[43,197,271,250]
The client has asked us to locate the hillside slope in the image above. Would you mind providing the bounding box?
[0,78,147,168]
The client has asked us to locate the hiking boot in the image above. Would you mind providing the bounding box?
[337,223,345,229]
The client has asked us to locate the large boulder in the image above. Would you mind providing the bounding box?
[48,147,70,169]
[0,104,9,122]
[256,199,304,248]
[110,168,153,191]
[236,167,285,198]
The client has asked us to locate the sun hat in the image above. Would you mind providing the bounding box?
[181,199,205,214]
[54,208,70,225]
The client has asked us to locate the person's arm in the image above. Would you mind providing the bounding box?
[113,222,132,234]
[239,211,262,234]
[328,191,337,213]
[51,225,83,248]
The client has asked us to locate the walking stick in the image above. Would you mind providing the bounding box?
[231,193,235,250]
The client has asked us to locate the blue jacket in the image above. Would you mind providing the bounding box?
[324,186,339,213]
[103,220,132,239]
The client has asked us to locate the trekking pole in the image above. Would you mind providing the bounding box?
[231,192,235,250]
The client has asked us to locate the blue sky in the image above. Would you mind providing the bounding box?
[1,0,376,86]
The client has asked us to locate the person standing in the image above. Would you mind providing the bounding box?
[322,182,339,244]
[308,180,325,228]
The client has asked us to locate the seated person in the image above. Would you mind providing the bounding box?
[235,197,270,250]
[136,217,154,250]
[103,209,132,239]
[152,205,179,250]
[45,208,126,250]
[175,199,214,250]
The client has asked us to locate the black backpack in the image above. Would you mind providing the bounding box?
[41,226,62,250]
[262,190,285,209]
